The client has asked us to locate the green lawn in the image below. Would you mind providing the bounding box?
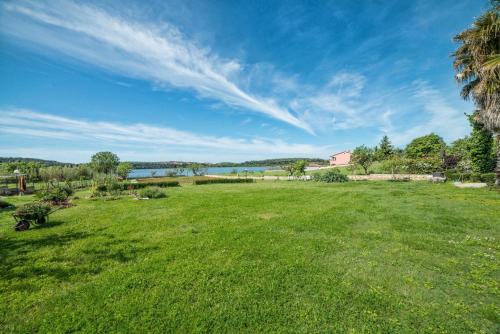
[1,181,499,333]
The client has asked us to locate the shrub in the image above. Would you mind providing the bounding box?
[138,187,166,199]
[480,173,496,185]
[122,181,179,190]
[444,170,461,181]
[406,157,442,174]
[444,171,494,184]
[0,198,14,209]
[15,202,51,223]
[37,183,74,204]
[193,178,254,185]
[312,170,348,183]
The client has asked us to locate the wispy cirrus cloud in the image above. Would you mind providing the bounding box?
[1,0,313,133]
[386,81,469,145]
[0,108,330,161]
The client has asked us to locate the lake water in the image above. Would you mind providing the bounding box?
[128,166,272,178]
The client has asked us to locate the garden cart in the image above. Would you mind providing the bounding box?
[12,204,63,231]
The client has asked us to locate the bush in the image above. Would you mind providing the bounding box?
[444,171,495,184]
[312,170,349,183]
[138,187,166,199]
[193,178,254,185]
[480,173,496,185]
[123,181,179,190]
[444,170,461,181]
[0,198,14,209]
[15,202,51,223]
[37,183,74,204]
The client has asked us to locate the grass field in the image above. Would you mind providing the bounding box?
[1,181,499,333]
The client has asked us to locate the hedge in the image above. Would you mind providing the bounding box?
[444,171,496,184]
[122,181,180,190]
[193,178,254,185]
[480,173,496,185]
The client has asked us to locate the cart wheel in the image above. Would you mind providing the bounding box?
[36,217,46,225]
[14,220,30,231]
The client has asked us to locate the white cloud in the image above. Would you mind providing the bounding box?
[387,81,469,145]
[1,0,313,133]
[0,108,330,162]
[288,72,383,130]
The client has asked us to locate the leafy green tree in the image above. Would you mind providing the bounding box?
[448,137,471,161]
[405,133,445,159]
[469,114,495,173]
[375,135,394,161]
[281,164,294,176]
[90,152,120,174]
[189,163,206,176]
[293,160,308,176]
[116,162,133,179]
[352,145,375,175]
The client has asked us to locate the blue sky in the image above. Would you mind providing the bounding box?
[0,0,488,163]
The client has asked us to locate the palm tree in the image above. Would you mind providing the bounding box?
[453,0,500,184]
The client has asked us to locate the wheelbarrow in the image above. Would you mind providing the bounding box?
[12,206,63,231]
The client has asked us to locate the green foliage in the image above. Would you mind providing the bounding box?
[39,165,93,182]
[0,161,44,180]
[188,163,206,176]
[0,198,14,209]
[138,187,167,199]
[448,137,471,161]
[292,160,308,176]
[380,156,409,174]
[405,133,445,159]
[193,178,254,185]
[90,152,120,174]
[480,172,496,185]
[14,202,51,222]
[312,169,348,183]
[122,181,180,190]
[37,183,74,204]
[90,174,121,197]
[444,170,495,183]
[406,157,443,174]
[117,162,133,179]
[375,135,394,160]
[468,115,495,173]
[351,145,375,175]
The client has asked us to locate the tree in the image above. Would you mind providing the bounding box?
[405,133,445,159]
[453,0,500,184]
[375,135,394,161]
[448,137,471,162]
[351,145,374,175]
[189,163,206,176]
[90,152,120,174]
[469,114,495,173]
[116,162,133,179]
[293,160,308,177]
[281,164,294,177]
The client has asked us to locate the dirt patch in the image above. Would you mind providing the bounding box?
[257,213,281,220]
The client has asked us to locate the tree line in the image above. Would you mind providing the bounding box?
[351,115,497,176]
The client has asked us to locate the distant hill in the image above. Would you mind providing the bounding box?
[1,157,329,169]
[0,157,72,166]
[129,158,329,169]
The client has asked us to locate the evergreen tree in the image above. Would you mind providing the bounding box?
[376,135,394,160]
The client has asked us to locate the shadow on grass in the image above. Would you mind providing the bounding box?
[0,229,158,285]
